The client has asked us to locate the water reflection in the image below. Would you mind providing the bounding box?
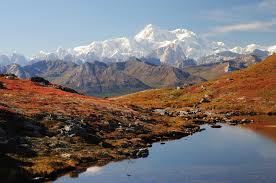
[84,166,103,175]
[56,116,276,183]
[238,115,276,142]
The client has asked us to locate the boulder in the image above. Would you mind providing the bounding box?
[1,74,18,80]
[0,82,5,89]
[31,77,50,85]
[211,124,222,128]
[134,148,149,158]
[84,134,102,144]
[153,109,172,116]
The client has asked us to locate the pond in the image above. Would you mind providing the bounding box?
[56,116,276,183]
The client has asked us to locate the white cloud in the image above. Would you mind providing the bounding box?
[205,19,276,37]
[205,0,276,22]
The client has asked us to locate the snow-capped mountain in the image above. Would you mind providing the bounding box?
[0,53,28,66]
[1,24,276,67]
[31,24,228,66]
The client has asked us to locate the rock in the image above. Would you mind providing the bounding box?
[267,112,276,115]
[177,111,189,117]
[99,141,113,148]
[211,124,222,128]
[125,127,135,133]
[199,128,206,132]
[247,112,257,116]
[153,109,172,116]
[84,134,102,144]
[107,121,120,131]
[241,119,252,124]
[201,85,207,91]
[31,77,50,85]
[1,74,18,80]
[200,98,210,103]
[193,119,205,125]
[166,131,189,138]
[64,125,71,132]
[134,148,149,158]
[61,153,71,158]
[0,82,5,89]
[160,142,165,145]
[49,141,67,148]
[54,85,80,94]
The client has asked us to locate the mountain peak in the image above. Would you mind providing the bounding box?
[134,24,162,41]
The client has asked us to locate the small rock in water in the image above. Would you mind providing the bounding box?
[134,148,149,158]
[211,124,222,128]
[160,142,165,145]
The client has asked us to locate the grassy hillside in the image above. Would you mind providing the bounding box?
[115,54,276,113]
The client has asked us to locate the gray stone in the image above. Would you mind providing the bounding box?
[153,109,172,116]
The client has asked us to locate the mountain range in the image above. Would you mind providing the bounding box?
[1,58,204,97]
[0,24,274,97]
[1,24,276,68]
[0,51,264,97]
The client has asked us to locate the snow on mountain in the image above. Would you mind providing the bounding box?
[3,24,276,67]
[197,51,241,65]
[0,53,28,66]
[0,54,11,66]
[31,24,230,65]
[268,45,276,54]
[230,44,266,54]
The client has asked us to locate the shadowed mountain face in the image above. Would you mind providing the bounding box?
[110,59,202,88]
[55,61,151,97]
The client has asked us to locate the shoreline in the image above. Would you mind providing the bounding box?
[3,106,272,182]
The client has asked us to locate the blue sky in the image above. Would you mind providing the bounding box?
[0,0,275,55]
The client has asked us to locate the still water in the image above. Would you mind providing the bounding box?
[56,118,276,183]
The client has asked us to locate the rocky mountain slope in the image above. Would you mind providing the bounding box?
[186,54,262,80]
[110,58,203,88]
[53,61,151,97]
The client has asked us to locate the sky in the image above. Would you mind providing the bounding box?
[0,0,275,56]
